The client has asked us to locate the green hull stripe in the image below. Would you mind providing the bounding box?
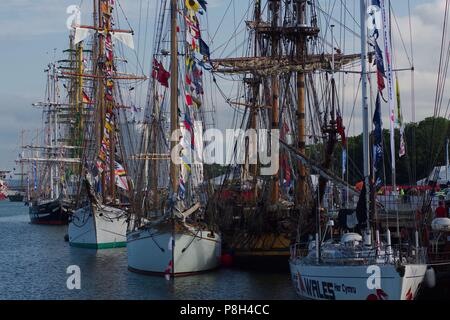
[70,241,126,249]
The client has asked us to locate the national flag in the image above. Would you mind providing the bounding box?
[374,41,386,93]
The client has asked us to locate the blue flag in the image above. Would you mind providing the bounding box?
[372,94,383,178]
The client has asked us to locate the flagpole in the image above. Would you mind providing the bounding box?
[170,0,179,194]
[380,0,396,193]
[360,0,371,238]
[169,0,179,277]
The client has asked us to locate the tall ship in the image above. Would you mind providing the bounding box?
[206,0,429,298]
[209,0,359,268]
[127,0,222,276]
[66,0,145,249]
[21,62,80,225]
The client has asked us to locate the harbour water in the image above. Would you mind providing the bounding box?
[2,201,449,300]
[0,201,296,300]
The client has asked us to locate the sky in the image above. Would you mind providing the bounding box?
[0,0,443,172]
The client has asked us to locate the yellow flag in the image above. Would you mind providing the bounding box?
[186,0,200,12]
[105,121,113,132]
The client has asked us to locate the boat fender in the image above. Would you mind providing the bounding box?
[424,267,436,288]
[221,253,233,267]
[341,233,362,245]
[396,265,405,277]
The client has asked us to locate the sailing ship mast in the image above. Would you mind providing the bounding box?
[19,130,25,193]
[360,0,372,235]
[296,0,307,204]
[170,0,179,194]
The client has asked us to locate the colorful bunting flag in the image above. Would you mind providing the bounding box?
[185,0,200,12]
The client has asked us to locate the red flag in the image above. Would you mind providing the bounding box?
[337,115,347,147]
[152,59,170,88]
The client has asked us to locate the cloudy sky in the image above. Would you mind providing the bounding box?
[0,0,444,172]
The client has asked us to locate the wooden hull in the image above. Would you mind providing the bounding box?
[29,200,68,225]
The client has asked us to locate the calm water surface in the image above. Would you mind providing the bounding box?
[0,201,297,300]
